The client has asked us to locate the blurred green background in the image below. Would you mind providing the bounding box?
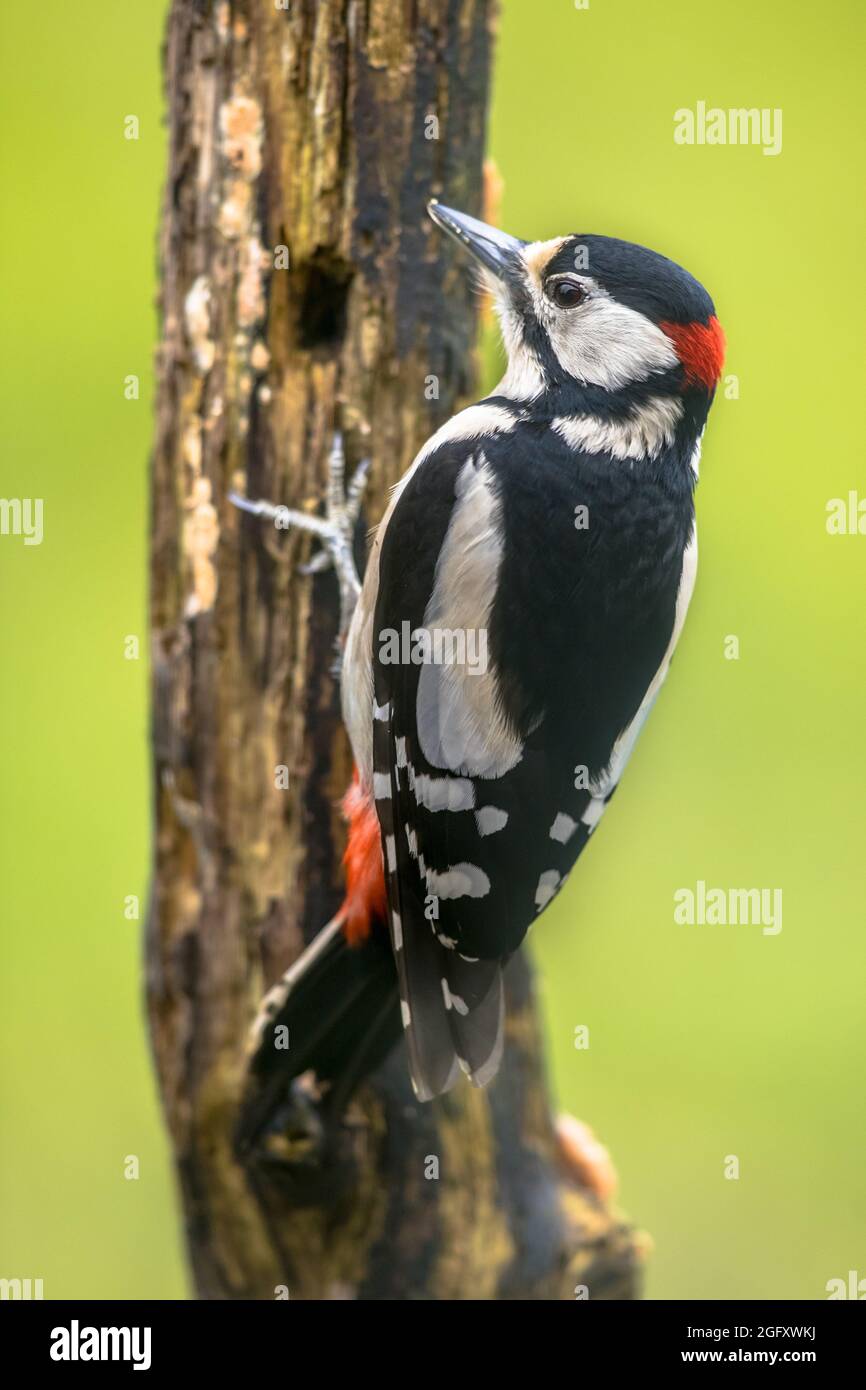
[1,0,863,1300]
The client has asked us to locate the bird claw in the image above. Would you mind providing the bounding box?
[230,431,370,652]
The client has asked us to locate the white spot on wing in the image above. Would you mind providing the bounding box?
[549,812,578,844]
[580,797,606,832]
[385,834,397,872]
[372,771,391,800]
[400,999,411,1027]
[441,978,469,1015]
[409,767,475,812]
[475,806,508,836]
[426,863,490,899]
[535,869,561,910]
[391,911,402,950]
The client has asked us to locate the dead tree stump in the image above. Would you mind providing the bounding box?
[147,0,643,1300]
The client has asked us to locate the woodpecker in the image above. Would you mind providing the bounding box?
[237,201,724,1124]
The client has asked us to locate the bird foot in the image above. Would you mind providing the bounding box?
[229,431,370,661]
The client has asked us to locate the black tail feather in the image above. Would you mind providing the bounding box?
[238,920,402,1151]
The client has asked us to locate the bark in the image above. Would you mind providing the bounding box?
[148,0,644,1300]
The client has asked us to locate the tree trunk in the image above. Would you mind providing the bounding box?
[148,0,643,1301]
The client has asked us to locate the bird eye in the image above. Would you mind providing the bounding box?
[547,277,585,309]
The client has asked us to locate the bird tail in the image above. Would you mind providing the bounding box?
[388,892,506,1103]
[237,770,507,1146]
[237,913,402,1151]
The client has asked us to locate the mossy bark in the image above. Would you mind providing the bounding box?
[148,0,643,1300]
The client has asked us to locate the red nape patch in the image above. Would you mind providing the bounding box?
[660,315,726,390]
[340,770,387,946]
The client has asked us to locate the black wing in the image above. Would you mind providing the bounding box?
[370,418,692,1099]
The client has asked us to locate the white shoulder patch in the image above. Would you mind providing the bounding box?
[415,457,523,778]
[341,406,516,790]
[415,402,516,464]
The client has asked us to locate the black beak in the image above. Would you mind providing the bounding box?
[427,201,526,282]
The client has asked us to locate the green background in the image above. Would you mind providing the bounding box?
[1,0,863,1300]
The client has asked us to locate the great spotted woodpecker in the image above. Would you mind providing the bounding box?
[236,201,724,1121]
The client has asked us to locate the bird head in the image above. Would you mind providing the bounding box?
[427,201,725,404]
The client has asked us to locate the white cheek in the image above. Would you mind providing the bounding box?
[546,294,680,389]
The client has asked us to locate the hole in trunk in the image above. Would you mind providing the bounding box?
[295,253,353,350]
